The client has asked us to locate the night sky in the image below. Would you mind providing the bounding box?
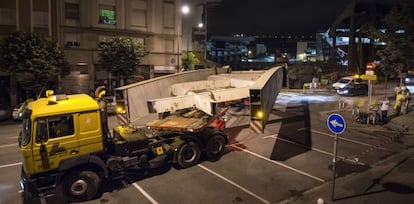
[207,0,396,36]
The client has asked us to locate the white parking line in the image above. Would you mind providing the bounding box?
[0,143,17,149]
[310,129,391,151]
[229,144,325,183]
[264,135,366,165]
[265,134,333,155]
[132,183,159,204]
[198,164,270,204]
[0,162,21,169]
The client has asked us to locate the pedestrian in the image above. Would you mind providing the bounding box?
[394,84,401,97]
[394,91,403,115]
[401,89,410,115]
[401,82,408,92]
[380,97,390,124]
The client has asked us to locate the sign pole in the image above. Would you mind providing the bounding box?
[331,133,339,201]
[368,80,372,110]
[327,113,346,201]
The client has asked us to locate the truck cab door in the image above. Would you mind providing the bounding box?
[32,115,79,173]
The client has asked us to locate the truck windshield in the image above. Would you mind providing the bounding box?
[20,115,32,146]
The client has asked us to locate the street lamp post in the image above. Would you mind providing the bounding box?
[181,4,190,71]
[185,23,203,71]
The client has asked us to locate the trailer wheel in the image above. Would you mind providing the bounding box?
[62,170,101,202]
[176,141,201,169]
[206,134,227,159]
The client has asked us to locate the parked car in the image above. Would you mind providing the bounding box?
[12,101,28,120]
[332,76,366,90]
[336,81,368,96]
[404,73,414,93]
[0,104,12,121]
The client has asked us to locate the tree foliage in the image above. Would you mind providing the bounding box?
[181,51,200,71]
[0,32,69,92]
[98,36,148,84]
[370,0,414,78]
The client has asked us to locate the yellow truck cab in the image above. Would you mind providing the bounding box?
[19,90,109,201]
[20,92,103,174]
[19,88,228,202]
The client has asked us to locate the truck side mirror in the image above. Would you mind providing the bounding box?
[18,131,22,147]
[36,120,48,144]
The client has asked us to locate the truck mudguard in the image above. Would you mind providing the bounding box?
[58,154,108,177]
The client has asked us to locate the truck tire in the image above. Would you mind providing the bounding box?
[205,134,226,159]
[22,191,40,204]
[176,141,201,169]
[62,170,101,202]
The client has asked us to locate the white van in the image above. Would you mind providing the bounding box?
[332,76,366,90]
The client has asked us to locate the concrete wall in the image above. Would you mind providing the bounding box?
[116,65,285,129]
[250,65,285,133]
[116,68,229,123]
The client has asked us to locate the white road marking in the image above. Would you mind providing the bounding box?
[0,162,21,169]
[132,183,159,204]
[198,164,270,204]
[264,134,366,165]
[229,144,325,182]
[310,129,391,151]
[0,143,18,149]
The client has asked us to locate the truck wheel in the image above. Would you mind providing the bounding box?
[22,191,40,204]
[62,170,101,202]
[176,142,201,169]
[205,134,226,159]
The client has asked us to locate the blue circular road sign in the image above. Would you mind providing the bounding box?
[327,113,346,134]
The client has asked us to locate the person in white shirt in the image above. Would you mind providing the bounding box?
[380,97,390,124]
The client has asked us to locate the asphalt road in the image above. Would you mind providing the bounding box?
[0,91,411,204]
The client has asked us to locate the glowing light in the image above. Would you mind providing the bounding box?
[116,107,125,114]
[256,110,264,119]
[182,5,190,15]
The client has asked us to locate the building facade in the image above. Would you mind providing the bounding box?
[0,0,183,105]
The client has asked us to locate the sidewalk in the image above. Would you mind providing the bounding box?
[279,106,414,204]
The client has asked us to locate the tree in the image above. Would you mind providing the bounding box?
[98,36,148,86]
[0,32,69,96]
[370,0,414,82]
[181,51,200,71]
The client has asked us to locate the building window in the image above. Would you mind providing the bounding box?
[163,2,174,28]
[131,9,146,27]
[64,33,80,48]
[99,5,116,25]
[65,3,79,19]
[129,0,147,28]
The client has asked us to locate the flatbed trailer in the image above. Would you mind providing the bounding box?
[146,108,226,132]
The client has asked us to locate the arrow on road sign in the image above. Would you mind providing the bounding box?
[330,119,344,128]
[327,113,346,135]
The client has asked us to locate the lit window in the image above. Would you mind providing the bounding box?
[65,3,79,19]
[99,5,116,25]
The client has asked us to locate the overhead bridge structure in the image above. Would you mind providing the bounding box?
[115,65,286,133]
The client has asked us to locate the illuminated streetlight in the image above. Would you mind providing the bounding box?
[182,5,190,15]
